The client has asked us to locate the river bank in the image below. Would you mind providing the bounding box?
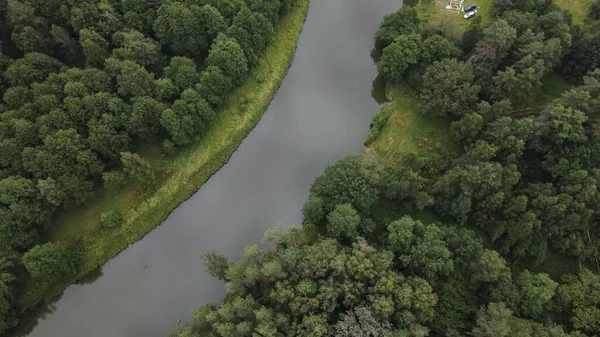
[17,0,310,315]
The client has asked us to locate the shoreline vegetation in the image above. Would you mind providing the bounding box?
[17,0,310,315]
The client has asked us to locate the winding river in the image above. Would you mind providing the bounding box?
[17,1,400,336]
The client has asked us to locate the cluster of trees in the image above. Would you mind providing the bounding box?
[0,0,297,332]
[174,153,597,336]
[172,1,600,337]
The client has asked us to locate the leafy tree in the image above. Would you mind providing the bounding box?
[120,151,155,187]
[4,53,64,87]
[21,242,79,283]
[420,59,480,117]
[473,249,510,283]
[556,269,600,333]
[205,33,249,85]
[196,65,233,108]
[326,203,360,241]
[160,88,215,145]
[420,34,461,66]
[374,7,423,57]
[0,257,17,334]
[112,29,163,68]
[228,7,274,65]
[153,3,226,57]
[302,196,325,225]
[164,57,201,94]
[309,155,387,214]
[377,33,422,83]
[79,29,109,68]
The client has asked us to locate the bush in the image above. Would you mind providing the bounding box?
[101,211,123,229]
[365,106,391,145]
[163,139,177,157]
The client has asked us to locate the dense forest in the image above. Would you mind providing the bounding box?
[172,0,600,336]
[0,0,299,332]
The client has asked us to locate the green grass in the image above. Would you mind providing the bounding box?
[366,85,456,166]
[417,0,493,38]
[554,0,594,25]
[17,0,310,311]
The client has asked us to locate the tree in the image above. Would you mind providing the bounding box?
[420,35,461,66]
[164,57,201,94]
[160,88,215,145]
[153,3,226,57]
[514,270,557,318]
[79,29,109,68]
[387,217,454,280]
[0,257,17,334]
[556,269,600,333]
[377,33,421,83]
[228,7,274,65]
[472,302,512,337]
[473,249,510,283]
[420,59,480,118]
[21,242,79,283]
[374,6,423,57]
[334,307,391,337]
[120,151,155,187]
[205,33,248,85]
[4,53,64,87]
[112,29,163,68]
[105,58,155,98]
[309,154,387,214]
[196,65,233,108]
[326,203,360,240]
[302,196,325,225]
[128,96,166,140]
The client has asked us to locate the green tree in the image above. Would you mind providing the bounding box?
[326,203,360,240]
[205,33,248,85]
[377,33,422,83]
[112,29,163,68]
[120,151,155,187]
[153,3,226,57]
[374,6,423,57]
[309,154,387,214]
[420,59,480,117]
[164,57,201,94]
[196,65,233,108]
[21,242,79,283]
[79,29,109,68]
[228,7,274,65]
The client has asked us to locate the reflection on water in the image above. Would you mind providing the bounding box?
[371,76,388,105]
[8,268,103,337]
[75,267,103,285]
[7,301,58,337]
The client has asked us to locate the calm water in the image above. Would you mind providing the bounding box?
[16,1,401,336]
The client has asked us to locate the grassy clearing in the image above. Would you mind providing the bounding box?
[417,0,493,37]
[554,0,594,25]
[18,0,310,310]
[367,85,456,166]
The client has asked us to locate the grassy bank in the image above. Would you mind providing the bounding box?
[18,0,310,311]
[365,85,456,166]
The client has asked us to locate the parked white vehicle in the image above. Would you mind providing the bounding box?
[463,9,477,19]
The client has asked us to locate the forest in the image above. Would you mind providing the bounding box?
[0,0,300,332]
[172,0,600,336]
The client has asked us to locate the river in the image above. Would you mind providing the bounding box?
[16,1,400,336]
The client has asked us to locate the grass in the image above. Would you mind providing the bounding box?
[554,0,594,25]
[417,0,493,38]
[366,85,456,166]
[17,0,310,311]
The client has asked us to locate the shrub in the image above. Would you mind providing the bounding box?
[101,211,123,229]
